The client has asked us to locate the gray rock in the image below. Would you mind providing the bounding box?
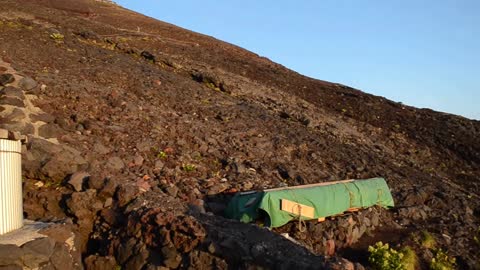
[116,184,139,207]
[23,137,88,183]
[106,156,124,171]
[354,262,366,270]
[207,183,229,195]
[86,175,105,190]
[154,160,165,170]
[0,265,23,269]
[125,247,149,270]
[93,142,111,155]
[134,155,144,166]
[135,140,152,152]
[0,244,23,266]
[117,238,136,264]
[0,74,14,86]
[67,171,90,192]
[18,77,38,91]
[0,97,24,107]
[0,122,34,136]
[84,255,117,270]
[38,123,63,139]
[98,178,118,199]
[0,86,24,99]
[3,108,26,123]
[30,113,55,123]
[103,197,113,208]
[21,237,56,269]
[166,186,179,197]
[50,243,74,270]
[161,246,181,269]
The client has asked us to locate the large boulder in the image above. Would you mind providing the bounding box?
[22,137,88,184]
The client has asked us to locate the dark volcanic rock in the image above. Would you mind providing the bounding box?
[18,77,38,90]
[38,123,63,139]
[0,97,24,107]
[21,238,56,269]
[0,245,23,266]
[0,74,14,86]
[30,113,55,123]
[23,137,88,184]
[66,171,90,192]
[0,86,24,99]
[84,255,117,270]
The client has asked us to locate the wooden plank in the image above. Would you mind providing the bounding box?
[280,199,315,219]
[265,179,354,192]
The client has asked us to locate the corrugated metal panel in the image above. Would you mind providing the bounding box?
[0,139,23,235]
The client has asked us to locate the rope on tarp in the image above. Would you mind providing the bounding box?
[288,189,307,233]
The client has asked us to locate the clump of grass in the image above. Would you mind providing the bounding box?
[182,164,196,172]
[50,33,64,43]
[400,246,418,270]
[420,231,436,249]
[157,151,167,159]
[430,249,456,270]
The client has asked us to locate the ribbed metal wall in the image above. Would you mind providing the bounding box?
[0,139,23,235]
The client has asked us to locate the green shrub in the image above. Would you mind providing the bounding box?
[368,242,405,270]
[430,249,455,270]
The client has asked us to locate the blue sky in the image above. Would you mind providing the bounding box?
[116,1,479,120]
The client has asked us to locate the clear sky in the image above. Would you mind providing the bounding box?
[116,1,479,120]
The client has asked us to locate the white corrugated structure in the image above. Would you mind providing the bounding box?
[0,139,23,235]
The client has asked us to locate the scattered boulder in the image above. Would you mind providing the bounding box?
[84,255,117,270]
[0,97,24,107]
[38,123,63,139]
[106,156,125,171]
[21,237,56,269]
[66,171,90,192]
[0,74,14,86]
[0,86,24,99]
[23,137,88,184]
[0,245,23,266]
[30,113,55,123]
[18,77,38,91]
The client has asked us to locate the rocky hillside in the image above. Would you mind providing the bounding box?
[0,0,479,269]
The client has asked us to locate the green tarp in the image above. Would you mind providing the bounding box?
[225,177,394,228]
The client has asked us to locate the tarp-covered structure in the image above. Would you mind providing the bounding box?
[225,177,394,228]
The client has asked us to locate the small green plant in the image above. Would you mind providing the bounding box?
[368,242,405,270]
[157,151,167,159]
[400,246,418,270]
[50,33,64,43]
[420,231,436,249]
[430,249,455,270]
[182,164,196,172]
[43,179,61,188]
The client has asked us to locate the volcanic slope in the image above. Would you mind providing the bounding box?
[0,0,479,269]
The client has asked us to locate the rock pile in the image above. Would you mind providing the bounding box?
[275,207,393,256]
[0,221,82,269]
